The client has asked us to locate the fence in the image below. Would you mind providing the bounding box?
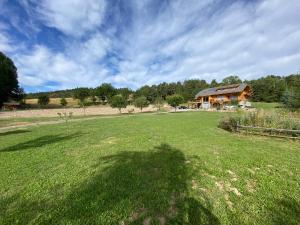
[237,124,300,140]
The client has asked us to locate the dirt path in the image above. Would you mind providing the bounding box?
[0,105,159,118]
[0,112,170,133]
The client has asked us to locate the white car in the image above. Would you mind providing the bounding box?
[224,105,237,110]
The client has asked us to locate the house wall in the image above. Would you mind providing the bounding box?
[195,86,252,108]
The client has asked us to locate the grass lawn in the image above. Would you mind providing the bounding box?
[0,117,62,128]
[251,102,282,110]
[0,112,299,225]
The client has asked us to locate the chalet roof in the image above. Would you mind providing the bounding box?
[3,102,20,106]
[195,83,248,99]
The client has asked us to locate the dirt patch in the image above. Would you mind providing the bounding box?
[192,180,198,189]
[215,181,242,208]
[0,105,158,118]
[157,216,166,225]
[246,179,257,193]
[203,172,217,180]
[247,168,256,175]
[167,194,178,218]
[215,181,225,192]
[215,180,242,209]
[224,193,234,210]
[102,137,119,145]
[143,217,151,225]
[120,207,147,225]
[227,170,238,182]
[228,187,242,196]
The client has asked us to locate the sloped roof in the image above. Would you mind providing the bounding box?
[195,83,248,99]
[3,101,20,105]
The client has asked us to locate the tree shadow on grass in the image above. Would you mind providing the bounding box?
[0,129,31,136]
[0,132,82,152]
[267,197,300,225]
[1,143,220,225]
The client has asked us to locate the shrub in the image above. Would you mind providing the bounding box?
[110,95,128,113]
[38,95,49,107]
[219,110,300,136]
[282,89,300,111]
[218,116,239,132]
[166,94,184,111]
[60,98,68,107]
[134,96,149,112]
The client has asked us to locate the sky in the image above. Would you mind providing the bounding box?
[0,0,300,92]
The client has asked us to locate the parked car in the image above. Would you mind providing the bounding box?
[224,105,237,110]
[178,105,188,110]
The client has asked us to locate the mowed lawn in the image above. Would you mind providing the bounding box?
[0,112,299,225]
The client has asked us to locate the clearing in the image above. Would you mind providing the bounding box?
[0,112,299,225]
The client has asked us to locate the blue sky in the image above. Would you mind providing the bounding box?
[0,0,300,92]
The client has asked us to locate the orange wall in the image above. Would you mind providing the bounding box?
[196,88,252,103]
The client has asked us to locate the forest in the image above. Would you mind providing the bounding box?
[26,74,300,103]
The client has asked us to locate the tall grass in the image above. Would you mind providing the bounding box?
[219,110,300,133]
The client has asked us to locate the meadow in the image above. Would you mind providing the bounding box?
[0,112,299,225]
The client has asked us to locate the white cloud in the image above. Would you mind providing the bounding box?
[1,0,300,91]
[14,44,109,90]
[112,0,300,85]
[35,0,106,36]
[0,22,14,52]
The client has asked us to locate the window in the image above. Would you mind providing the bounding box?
[217,95,225,100]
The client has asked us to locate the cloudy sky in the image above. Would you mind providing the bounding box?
[0,0,299,92]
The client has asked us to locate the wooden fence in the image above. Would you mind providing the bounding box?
[237,124,300,140]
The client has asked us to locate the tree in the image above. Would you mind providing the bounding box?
[282,88,300,111]
[249,75,286,102]
[38,95,50,107]
[73,88,90,104]
[91,96,97,104]
[166,94,184,111]
[95,83,116,103]
[134,85,157,103]
[0,52,23,107]
[182,79,208,101]
[117,88,133,101]
[60,97,68,107]
[73,88,90,115]
[134,96,149,112]
[110,95,128,113]
[222,76,242,85]
[154,96,164,112]
[210,79,218,87]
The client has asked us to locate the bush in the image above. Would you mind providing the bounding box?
[134,96,149,112]
[219,110,300,134]
[282,89,300,111]
[166,94,184,111]
[60,98,68,107]
[38,95,49,106]
[110,95,128,113]
[218,116,239,132]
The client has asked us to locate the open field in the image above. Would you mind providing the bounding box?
[0,112,299,225]
[25,98,79,107]
[0,105,159,119]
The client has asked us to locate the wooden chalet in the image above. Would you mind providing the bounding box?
[2,102,20,111]
[194,83,252,109]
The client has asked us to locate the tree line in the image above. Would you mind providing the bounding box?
[1,51,300,110]
[28,74,299,102]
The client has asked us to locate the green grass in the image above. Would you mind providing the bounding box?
[0,112,299,225]
[0,117,61,128]
[251,102,282,110]
[0,114,119,128]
